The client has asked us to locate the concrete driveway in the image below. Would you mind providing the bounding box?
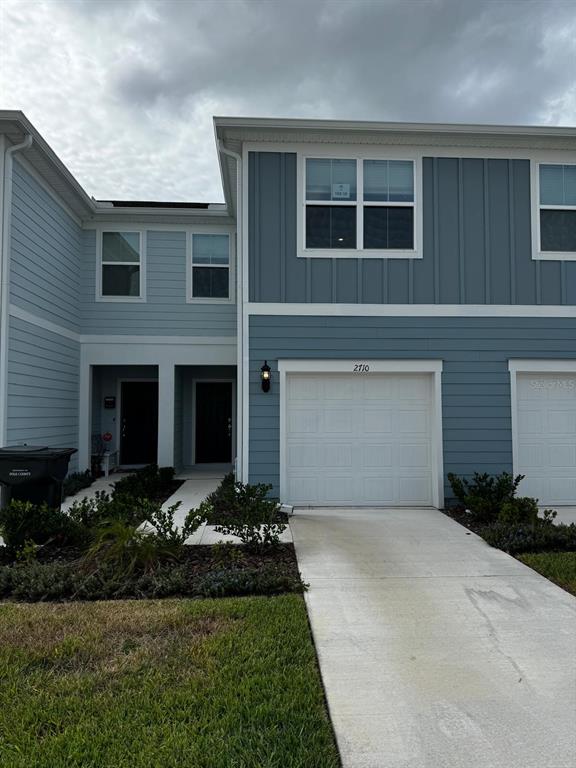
[290,508,576,768]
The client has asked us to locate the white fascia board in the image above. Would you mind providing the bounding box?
[278,359,442,374]
[214,116,576,139]
[247,302,576,318]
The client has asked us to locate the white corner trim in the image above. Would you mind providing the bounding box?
[508,359,576,492]
[9,304,81,341]
[277,358,444,509]
[247,302,576,317]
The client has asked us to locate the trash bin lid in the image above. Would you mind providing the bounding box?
[0,445,76,458]
[0,445,50,454]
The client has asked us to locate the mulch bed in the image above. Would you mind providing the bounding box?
[441,506,485,535]
[0,542,300,577]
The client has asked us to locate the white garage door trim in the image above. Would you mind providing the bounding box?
[510,359,576,505]
[279,359,444,508]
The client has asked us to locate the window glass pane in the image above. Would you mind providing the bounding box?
[306,159,356,201]
[364,207,414,249]
[388,160,414,202]
[364,160,388,201]
[540,210,576,252]
[565,165,576,206]
[192,234,229,265]
[102,232,140,263]
[540,165,565,206]
[102,264,140,296]
[306,206,356,248]
[192,266,229,298]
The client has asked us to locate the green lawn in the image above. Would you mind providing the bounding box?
[518,551,576,596]
[0,596,340,768]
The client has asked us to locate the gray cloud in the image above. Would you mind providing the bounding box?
[1,0,575,202]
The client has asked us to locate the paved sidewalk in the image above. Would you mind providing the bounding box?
[291,507,576,768]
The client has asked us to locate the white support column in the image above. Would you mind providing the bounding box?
[157,362,175,467]
[78,356,92,472]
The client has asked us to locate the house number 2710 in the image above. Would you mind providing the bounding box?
[353,364,370,372]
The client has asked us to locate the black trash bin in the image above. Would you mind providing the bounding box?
[0,445,77,509]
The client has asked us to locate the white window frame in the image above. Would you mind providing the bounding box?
[186,231,234,304]
[278,358,444,508]
[531,158,576,261]
[297,148,423,259]
[96,228,146,302]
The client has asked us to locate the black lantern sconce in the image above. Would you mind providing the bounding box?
[260,361,271,393]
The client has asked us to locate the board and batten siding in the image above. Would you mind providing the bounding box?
[248,152,576,305]
[7,316,80,472]
[81,230,237,336]
[10,159,82,330]
[248,315,576,500]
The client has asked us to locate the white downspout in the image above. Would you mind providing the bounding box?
[0,134,33,446]
[218,141,244,481]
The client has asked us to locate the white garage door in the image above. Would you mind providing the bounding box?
[517,373,576,505]
[284,373,435,506]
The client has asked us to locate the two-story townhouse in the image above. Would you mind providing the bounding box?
[0,111,237,478]
[2,111,576,510]
[215,117,576,509]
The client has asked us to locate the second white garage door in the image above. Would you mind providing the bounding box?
[284,372,435,506]
[516,373,576,505]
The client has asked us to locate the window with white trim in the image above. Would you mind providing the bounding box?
[304,157,416,253]
[191,233,230,299]
[539,164,576,254]
[101,231,142,298]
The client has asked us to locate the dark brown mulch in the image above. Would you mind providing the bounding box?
[441,506,485,535]
[0,542,300,579]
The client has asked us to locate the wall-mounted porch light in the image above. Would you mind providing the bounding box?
[260,361,271,392]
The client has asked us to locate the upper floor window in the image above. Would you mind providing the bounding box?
[99,231,144,300]
[301,156,419,258]
[190,234,231,301]
[538,164,576,256]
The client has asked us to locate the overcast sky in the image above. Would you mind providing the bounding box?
[1,0,575,202]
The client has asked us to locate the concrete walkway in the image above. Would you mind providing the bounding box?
[291,507,576,768]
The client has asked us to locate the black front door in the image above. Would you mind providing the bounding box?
[120,381,158,464]
[195,382,233,463]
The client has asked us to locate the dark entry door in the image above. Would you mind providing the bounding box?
[120,381,158,464]
[195,382,233,463]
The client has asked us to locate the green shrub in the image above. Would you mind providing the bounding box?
[482,515,576,555]
[67,490,153,528]
[146,502,203,546]
[112,465,176,502]
[203,472,236,522]
[496,496,541,527]
[202,480,287,550]
[62,470,93,500]
[448,471,524,523]
[0,500,87,554]
[0,560,305,602]
[79,520,178,577]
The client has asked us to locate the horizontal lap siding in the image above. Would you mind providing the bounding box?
[249,153,573,306]
[10,161,81,330]
[81,230,237,336]
[7,317,80,472]
[248,315,576,500]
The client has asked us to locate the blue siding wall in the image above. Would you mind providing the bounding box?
[7,317,80,472]
[248,315,576,501]
[248,152,576,305]
[11,160,81,330]
[81,230,236,336]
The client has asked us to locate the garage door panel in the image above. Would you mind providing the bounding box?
[285,372,435,506]
[517,373,576,505]
[363,409,392,433]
